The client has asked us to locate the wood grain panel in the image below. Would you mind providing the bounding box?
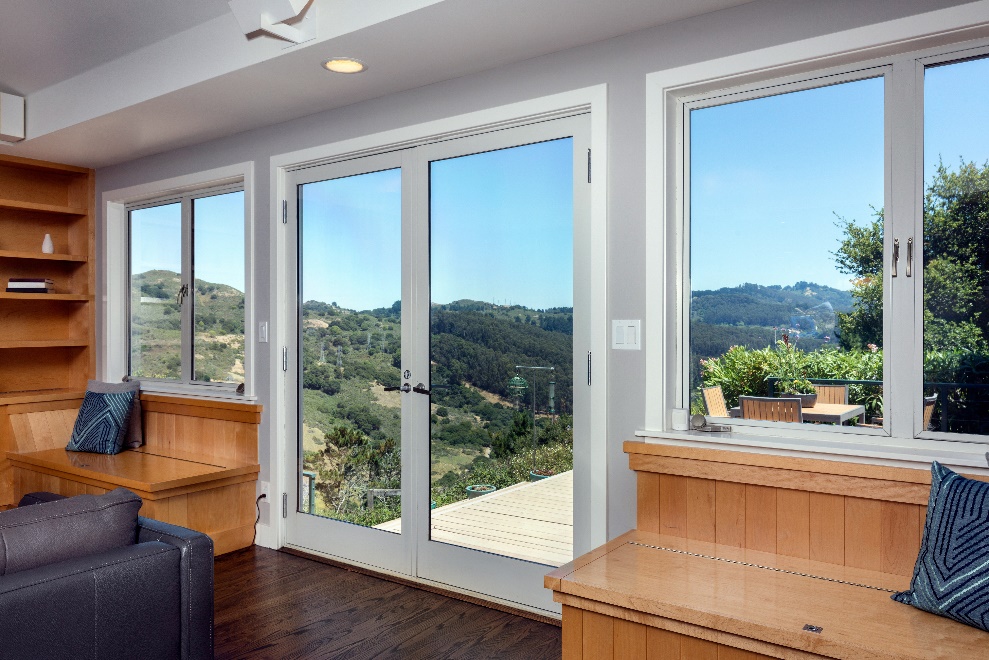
[719,646,774,660]
[583,610,615,659]
[808,492,844,565]
[744,484,776,554]
[638,472,660,534]
[563,605,583,660]
[775,489,809,559]
[659,474,687,537]
[614,618,647,659]
[881,502,922,577]
[646,627,681,660]
[685,477,717,543]
[844,497,882,571]
[715,482,745,547]
[628,454,931,505]
[681,636,719,660]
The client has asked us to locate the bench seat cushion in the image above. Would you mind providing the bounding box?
[893,461,989,633]
[0,488,142,576]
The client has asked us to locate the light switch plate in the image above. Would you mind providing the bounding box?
[612,320,641,350]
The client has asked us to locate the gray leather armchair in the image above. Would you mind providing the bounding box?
[0,491,214,660]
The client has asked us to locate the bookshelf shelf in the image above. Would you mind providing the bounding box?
[0,340,88,349]
[0,249,88,262]
[0,292,91,301]
[0,197,87,216]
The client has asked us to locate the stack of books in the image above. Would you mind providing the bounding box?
[6,277,54,293]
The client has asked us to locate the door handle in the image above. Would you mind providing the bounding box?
[892,239,899,278]
[384,383,411,393]
[906,237,913,277]
[412,383,431,395]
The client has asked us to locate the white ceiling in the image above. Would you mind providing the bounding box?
[0,0,755,168]
[0,0,232,95]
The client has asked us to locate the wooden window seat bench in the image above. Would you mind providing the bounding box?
[546,442,989,659]
[0,390,261,555]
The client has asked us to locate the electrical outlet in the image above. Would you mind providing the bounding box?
[259,481,270,499]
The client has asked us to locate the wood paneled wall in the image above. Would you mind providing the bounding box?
[563,606,773,660]
[622,442,984,577]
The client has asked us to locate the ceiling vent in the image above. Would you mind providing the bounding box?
[228,0,312,43]
[0,93,25,143]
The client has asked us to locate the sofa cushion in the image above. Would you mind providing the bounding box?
[0,488,142,576]
[86,379,143,448]
[892,461,989,632]
[66,388,137,455]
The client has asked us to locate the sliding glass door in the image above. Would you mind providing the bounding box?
[282,115,589,613]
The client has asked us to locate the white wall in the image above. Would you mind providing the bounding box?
[95,0,974,540]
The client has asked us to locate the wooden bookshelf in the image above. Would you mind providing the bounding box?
[0,154,95,397]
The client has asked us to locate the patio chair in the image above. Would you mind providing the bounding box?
[739,396,803,422]
[858,393,938,430]
[813,384,848,405]
[923,393,938,431]
[702,386,729,417]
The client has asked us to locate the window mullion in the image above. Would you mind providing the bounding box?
[181,196,195,384]
[886,58,922,441]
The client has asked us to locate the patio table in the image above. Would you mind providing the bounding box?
[728,402,866,425]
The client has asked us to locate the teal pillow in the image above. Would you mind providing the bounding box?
[65,390,136,455]
[892,461,989,632]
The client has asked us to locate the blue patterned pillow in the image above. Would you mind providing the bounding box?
[66,390,136,455]
[892,461,989,632]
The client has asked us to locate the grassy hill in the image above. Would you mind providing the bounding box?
[130,269,245,382]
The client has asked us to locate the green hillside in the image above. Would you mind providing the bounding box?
[130,269,245,382]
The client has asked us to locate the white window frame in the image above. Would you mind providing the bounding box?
[103,162,256,399]
[266,86,609,555]
[643,2,989,471]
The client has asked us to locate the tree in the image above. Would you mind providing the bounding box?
[834,161,989,353]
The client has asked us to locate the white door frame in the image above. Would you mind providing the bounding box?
[266,86,608,613]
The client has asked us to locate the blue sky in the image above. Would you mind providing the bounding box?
[301,139,573,311]
[690,76,885,292]
[691,56,989,293]
[130,190,245,291]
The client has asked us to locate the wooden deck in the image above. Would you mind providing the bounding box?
[376,470,573,566]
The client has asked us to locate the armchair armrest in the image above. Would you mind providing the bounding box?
[137,517,214,660]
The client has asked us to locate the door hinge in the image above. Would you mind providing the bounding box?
[282,346,288,371]
[587,148,592,184]
[282,199,288,224]
[282,493,288,518]
[587,351,592,386]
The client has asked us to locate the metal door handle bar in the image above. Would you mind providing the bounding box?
[413,383,430,395]
[892,239,899,278]
[906,237,913,278]
[384,384,411,393]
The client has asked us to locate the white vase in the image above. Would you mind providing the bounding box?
[42,233,54,254]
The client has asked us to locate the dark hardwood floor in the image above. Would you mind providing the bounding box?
[214,547,562,659]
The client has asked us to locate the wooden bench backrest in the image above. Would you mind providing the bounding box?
[625,442,988,578]
[0,392,261,507]
[813,384,848,404]
[738,396,802,422]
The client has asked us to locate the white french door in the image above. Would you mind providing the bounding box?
[282,114,591,614]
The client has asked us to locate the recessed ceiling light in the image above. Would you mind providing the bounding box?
[321,58,367,74]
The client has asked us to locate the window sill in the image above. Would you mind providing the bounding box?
[634,427,989,473]
[137,380,257,403]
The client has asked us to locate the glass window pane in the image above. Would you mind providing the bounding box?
[192,191,246,383]
[689,77,885,427]
[130,203,182,379]
[429,138,575,566]
[923,56,989,435]
[299,169,403,531]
